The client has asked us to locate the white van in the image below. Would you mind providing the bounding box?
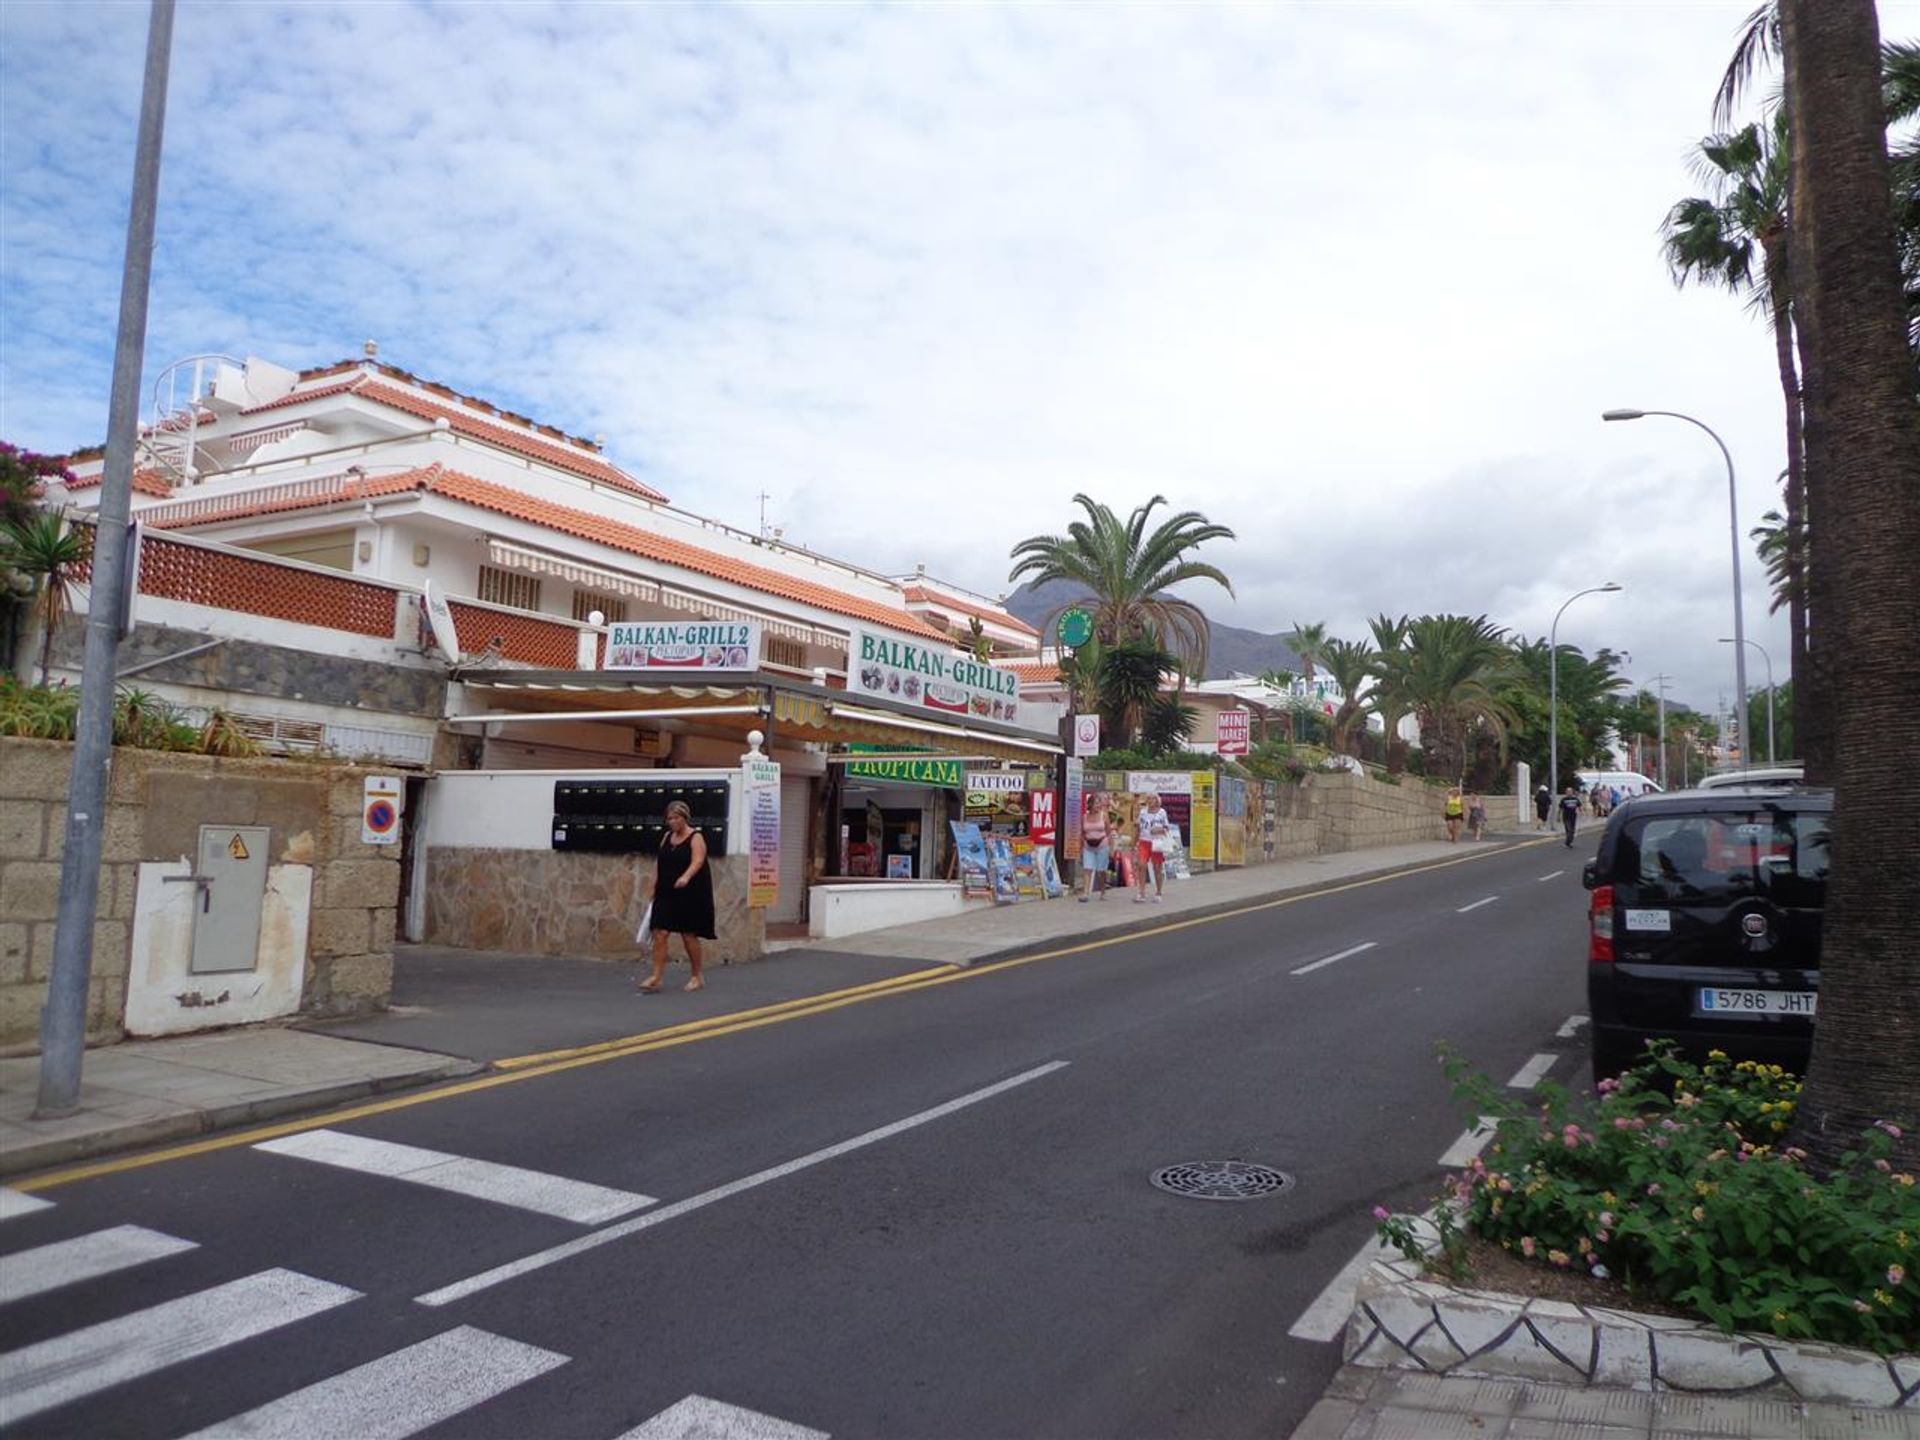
[1576,770,1663,800]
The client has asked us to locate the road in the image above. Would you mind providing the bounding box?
[0,837,1593,1440]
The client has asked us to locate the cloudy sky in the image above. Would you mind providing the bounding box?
[5,1,1916,716]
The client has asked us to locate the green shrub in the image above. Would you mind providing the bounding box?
[1378,1043,1919,1352]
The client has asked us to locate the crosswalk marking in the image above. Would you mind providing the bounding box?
[254,1129,655,1225]
[1507,1052,1559,1089]
[1556,1013,1590,1038]
[1437,1118,1497,1169]
[182,1325,567,1440]
[0,1268,359,1425]
[0,1188,53,1222]
[615,1395,829,1440]
[0,1224,197,1302]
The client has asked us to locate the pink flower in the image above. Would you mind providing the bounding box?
[1548,1249,1571,1267]
[1372,1206,1391,1221]
[1597,1078,1619,1094]
[1891,1264,1907,1287]
[1877,1122,1905,1140]
[1876,1159,1894,1173]
[1520,1236,1537,1258]
[1563,1134,1580,1149]
[1614,1117,1633,1130]
[1645,1183,1662,1196]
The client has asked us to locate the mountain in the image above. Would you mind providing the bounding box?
[1002,579,1304,681]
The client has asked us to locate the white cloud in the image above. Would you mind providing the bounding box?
[5,0,1912,709]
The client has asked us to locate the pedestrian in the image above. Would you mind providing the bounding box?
[1534,782,1551,831]
[1559,784,1582,847]
[1467,792,1487,841]
[1444,786,1465,843]
[639,800,713,993]
[1134,791,1172,903]
[1079,792,1112,903]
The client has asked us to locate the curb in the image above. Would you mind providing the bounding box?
[0,1056,483,1177]
[1344,1236,1920,1409]
[943,837,1550,969]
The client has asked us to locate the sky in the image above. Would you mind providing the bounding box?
[5,1,1916,719]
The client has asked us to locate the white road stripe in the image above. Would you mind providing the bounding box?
[1456,896,1498,913]
[183,1326,567,1440]
[1556,1014,1590,1038]
[0,1268,359,1425]
[0,1188,52,1222]
[1506,1052,1558,1089]
[1437,1119,1497,1169]
[1288,1231,1398,1342]
[1537,869,1566,882]
[1289,941,1377,977]
[254,1130,655,1225]
[615,1394,829,1440]
[0,1225,197,1303]
[418,1060,1071,1308]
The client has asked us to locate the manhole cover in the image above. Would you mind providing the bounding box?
[1151,1161,1293,1201]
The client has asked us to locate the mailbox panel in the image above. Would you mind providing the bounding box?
[190,825,271,975]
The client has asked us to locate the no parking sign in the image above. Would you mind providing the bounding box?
[362,775,403,846]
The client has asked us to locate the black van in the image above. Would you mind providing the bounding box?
[1583,786,1831,1083]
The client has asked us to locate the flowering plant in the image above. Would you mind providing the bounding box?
[1376,1043,1919,1353]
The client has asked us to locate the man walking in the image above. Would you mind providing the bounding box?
[1559,784,1583,847]
[1534,782,1552,831]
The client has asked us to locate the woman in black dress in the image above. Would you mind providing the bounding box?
[641,800,714,993]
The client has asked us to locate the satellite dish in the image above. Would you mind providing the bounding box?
[420,579,463,662]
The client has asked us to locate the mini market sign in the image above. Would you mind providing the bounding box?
[849,628,1022,725]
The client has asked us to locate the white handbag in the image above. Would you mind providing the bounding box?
[636,902,653,945]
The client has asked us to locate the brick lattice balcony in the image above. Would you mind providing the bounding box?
[136,535,399,639]
[447,601,582,668]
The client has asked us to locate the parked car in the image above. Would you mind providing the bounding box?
[1696,765,1806,791]
[1576,769,1663,800]
[1582,785,1831,1084]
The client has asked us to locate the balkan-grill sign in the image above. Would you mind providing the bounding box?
[850,629,1021,725]
[607,620,759,672]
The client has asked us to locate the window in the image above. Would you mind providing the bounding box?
[765,635,808,670]
[477,564,541,611]
[570,589,629,624]
[1628,810,1829,905]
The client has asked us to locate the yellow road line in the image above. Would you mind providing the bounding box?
[14,836,1551,1193]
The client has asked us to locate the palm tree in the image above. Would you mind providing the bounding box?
[1318,638,1376,755]
[1366,613,1413,770]
[1777,0,1920,1170]
[1378,615,1518,783]
[1286,620,1329,693]
[1008,495,1234,676]
[1096,637,1175,751]
[1663,114,1808,739]
[1,511,91,684]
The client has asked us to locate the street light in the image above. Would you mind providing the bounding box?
[1550,583,1624,804]
[1720,637,1775,764]
[1603,407,1750,771]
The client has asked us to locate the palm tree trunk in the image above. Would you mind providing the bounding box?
[1762,233,1816,769]
[1778,0,1920,1172]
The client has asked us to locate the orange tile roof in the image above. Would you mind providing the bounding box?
[902,584,1040,637]
[1009,661,1065,686]
[64,467,173,498]
[239,374,669,503]
[144,464,951,643]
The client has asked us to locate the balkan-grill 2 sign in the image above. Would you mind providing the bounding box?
[850,629,1022,725]
[607,621,758,671]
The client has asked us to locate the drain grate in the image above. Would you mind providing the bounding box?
[1151,1161,1293,1201]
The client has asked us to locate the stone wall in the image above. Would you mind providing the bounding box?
[423,849,762,963]
[1308,770,1450,852]
[0,738,398,1051]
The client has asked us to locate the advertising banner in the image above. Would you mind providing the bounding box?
[1217,775,1247,867]
[607,620,759,672]
[849,628,1022,725]
[965,770,1029,832]
[843,756,964,786]
[1063,758,1084,863]
[949,821,992,898]
[1216,708,1251,756]
[1190,772,1217,864]
[742,755,780,908]
[1263,780,1279,859]
[1027,788,1058,848]
[1072,713,1101,757]
[1126,771,1194,796]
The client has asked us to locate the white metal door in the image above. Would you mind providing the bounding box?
[771,775,811,924]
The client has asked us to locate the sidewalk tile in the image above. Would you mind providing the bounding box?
[1366,1407,1493,1440]
[1507,1420,1648,1440]
[1651,1393,1804,1438]
[1515,1384,1656,1430]
[1800,1406,1920,1439]
[1368,1370,1525,1417]
[1287,1397,1362,1439]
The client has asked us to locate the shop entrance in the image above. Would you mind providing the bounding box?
[839,781,953,880]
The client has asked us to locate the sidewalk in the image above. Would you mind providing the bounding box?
[808,830,1553,967]
[1290,1364,1920,1439]
[0,1029,478,1177]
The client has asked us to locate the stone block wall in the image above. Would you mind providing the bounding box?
[423,848,762,964]
[0,738,398,1051]
[1309,770,1449,852]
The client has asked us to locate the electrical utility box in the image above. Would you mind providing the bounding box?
[187,825,272,975]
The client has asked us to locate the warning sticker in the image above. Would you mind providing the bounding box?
[227,834,250,860]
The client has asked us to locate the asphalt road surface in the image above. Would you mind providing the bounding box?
[0,837,1594,1440]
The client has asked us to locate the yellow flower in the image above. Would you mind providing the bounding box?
[1772,1121,1787,1133]
[1895,1174,1917,1188]
[1696,1182,1715,1196]
[1600,1191,1617,1205]
[1772,1309,1789,1324]
[1874,1289,1894,1307]
[1709,1049,1728,1060]
[1759,1102,1773,1114]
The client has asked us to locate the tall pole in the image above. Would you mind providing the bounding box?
[37,0,177,1117]
[1651,672,1671,789]
[1720,638,1776,765]
[1548,583,1622,805]
[1602,409,1749,770]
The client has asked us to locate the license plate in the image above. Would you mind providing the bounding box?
[1697,987,1817,1018]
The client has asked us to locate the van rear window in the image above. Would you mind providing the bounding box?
[1625,811,1829,905]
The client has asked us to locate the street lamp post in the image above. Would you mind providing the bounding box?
[1720,637,1775,764]
[1602,408,1750,771]
[1651,672,1672,790]
[1549,583,1624,805]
